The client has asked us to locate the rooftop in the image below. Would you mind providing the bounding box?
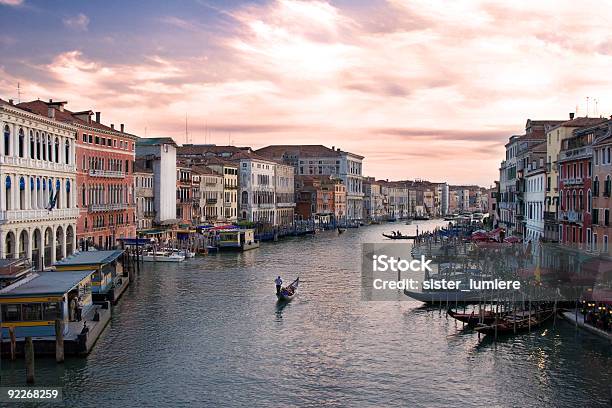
[0,271,93,297]
[54,250,124,267]
[136,137,178,146]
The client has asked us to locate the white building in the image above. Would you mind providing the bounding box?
[0,99,79,270]
[237,152,295,226]
[524,147,547,246]
[134,163,155,230]
[255,145,364,221]
[135,137,178,225]
[192,165,224,223]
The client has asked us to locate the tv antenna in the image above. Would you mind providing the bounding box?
[17,82,21,104]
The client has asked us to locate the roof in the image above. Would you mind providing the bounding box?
[54,250,124,267]
[557,117,608,128]
[256,145,342,159]
[0,271,93,297]
[136,137,178,146]
[191,165,222,176]
[17,100,138,138]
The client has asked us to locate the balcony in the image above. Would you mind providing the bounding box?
[206,198,218,204]
[89,203,130,212]
[563,177,583,186]
[560,210,583,223]
[544,211,557,222]
[0,156,75,173]
[0,207,79,222]
[89,169,125,178]
[560,146,592,162]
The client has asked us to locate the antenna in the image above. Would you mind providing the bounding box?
[595,98,599,117]
[586,97,590,118]
[185,113,188,144]
[17,82,21,104]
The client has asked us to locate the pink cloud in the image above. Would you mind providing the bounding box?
[3,0,612,186]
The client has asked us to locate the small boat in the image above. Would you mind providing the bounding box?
[176,249,196,258]
[142,251,185,263]
[403,288,486,303]
[277,277,299,301]
[413,215,430,221]
[474,309,555,335]
[337,227,346,234]
[447,309,506,327]
[382,233,416,240]
[405,220,412,225]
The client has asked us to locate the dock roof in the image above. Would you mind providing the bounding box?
[54,250,124,267]
[0,271,93,297]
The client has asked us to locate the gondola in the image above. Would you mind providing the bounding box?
[447,309,506,327]
[382,233,416,240]
[277,277,299,301]
[474,309,555,335]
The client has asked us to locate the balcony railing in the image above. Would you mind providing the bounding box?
[88,203,130,212]
[89,169,125,178]
[0,207,79,222]
[560,146,592,161]
[560,210,583,223]
[206,198,218,204]
[0,156,75,172]
[563,177,584,186]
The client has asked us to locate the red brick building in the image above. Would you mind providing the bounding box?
[557,129,594,248]
[18,100,137,249]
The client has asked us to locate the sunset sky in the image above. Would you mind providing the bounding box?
[1,0,612,185]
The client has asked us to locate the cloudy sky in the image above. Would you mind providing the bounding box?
[1,0,612,185]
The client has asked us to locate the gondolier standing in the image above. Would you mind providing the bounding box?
[275,276,283,295]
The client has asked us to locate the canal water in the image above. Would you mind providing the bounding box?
[1,221,611,407]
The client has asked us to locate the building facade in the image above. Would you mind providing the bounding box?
[134,162,155,231]
[591,122,611,255]
[135,138,178,226]
[19,100,137,250]
[0,99,78,270]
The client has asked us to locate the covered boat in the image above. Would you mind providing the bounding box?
[277,277,299,301]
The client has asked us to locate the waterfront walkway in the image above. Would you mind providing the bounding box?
[561,310,612,343]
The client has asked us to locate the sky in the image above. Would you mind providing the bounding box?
[1,0,612,186]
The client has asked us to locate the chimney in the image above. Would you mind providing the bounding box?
[332,146,335,151]
[48,107,55,119]
[110,124,115,130]
[569,112,575,120]
[95,112,100,123]
[8,99,13,105]
[120,124,124,133]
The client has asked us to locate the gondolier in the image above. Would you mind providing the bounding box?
[275,276,283,295]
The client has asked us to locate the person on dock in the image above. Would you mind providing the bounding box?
[275,276,283,294]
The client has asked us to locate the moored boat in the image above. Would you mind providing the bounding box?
[447,309,506,326]
[277,277,299,301]
[142,251,185,263]
[474,309,555,335]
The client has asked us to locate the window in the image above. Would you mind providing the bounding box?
[18,128,24,157]
[1,304,21,321]
[43,302,62,320]
[30,131,35,158]
[4,125,10,155]
[22,303,43,321]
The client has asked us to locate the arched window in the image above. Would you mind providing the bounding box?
[29,131,35,159]
[41,133,46,160]
[65,140,70,164]
[54,138,60,163]
[47,135,52,162]
[606,175,612,197]
[36,132,41,160]
[19,177,25,210]
[4,176,11,210]
[82,183,86,206]
[18,128,24,157]
[579,190,584,211]
[594,176,600,196]
[3,125,10,156]
[587,189,592,213]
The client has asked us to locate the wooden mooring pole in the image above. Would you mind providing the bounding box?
[55,319,64,363]
[25,336,35,384]
[9,326,16,360]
